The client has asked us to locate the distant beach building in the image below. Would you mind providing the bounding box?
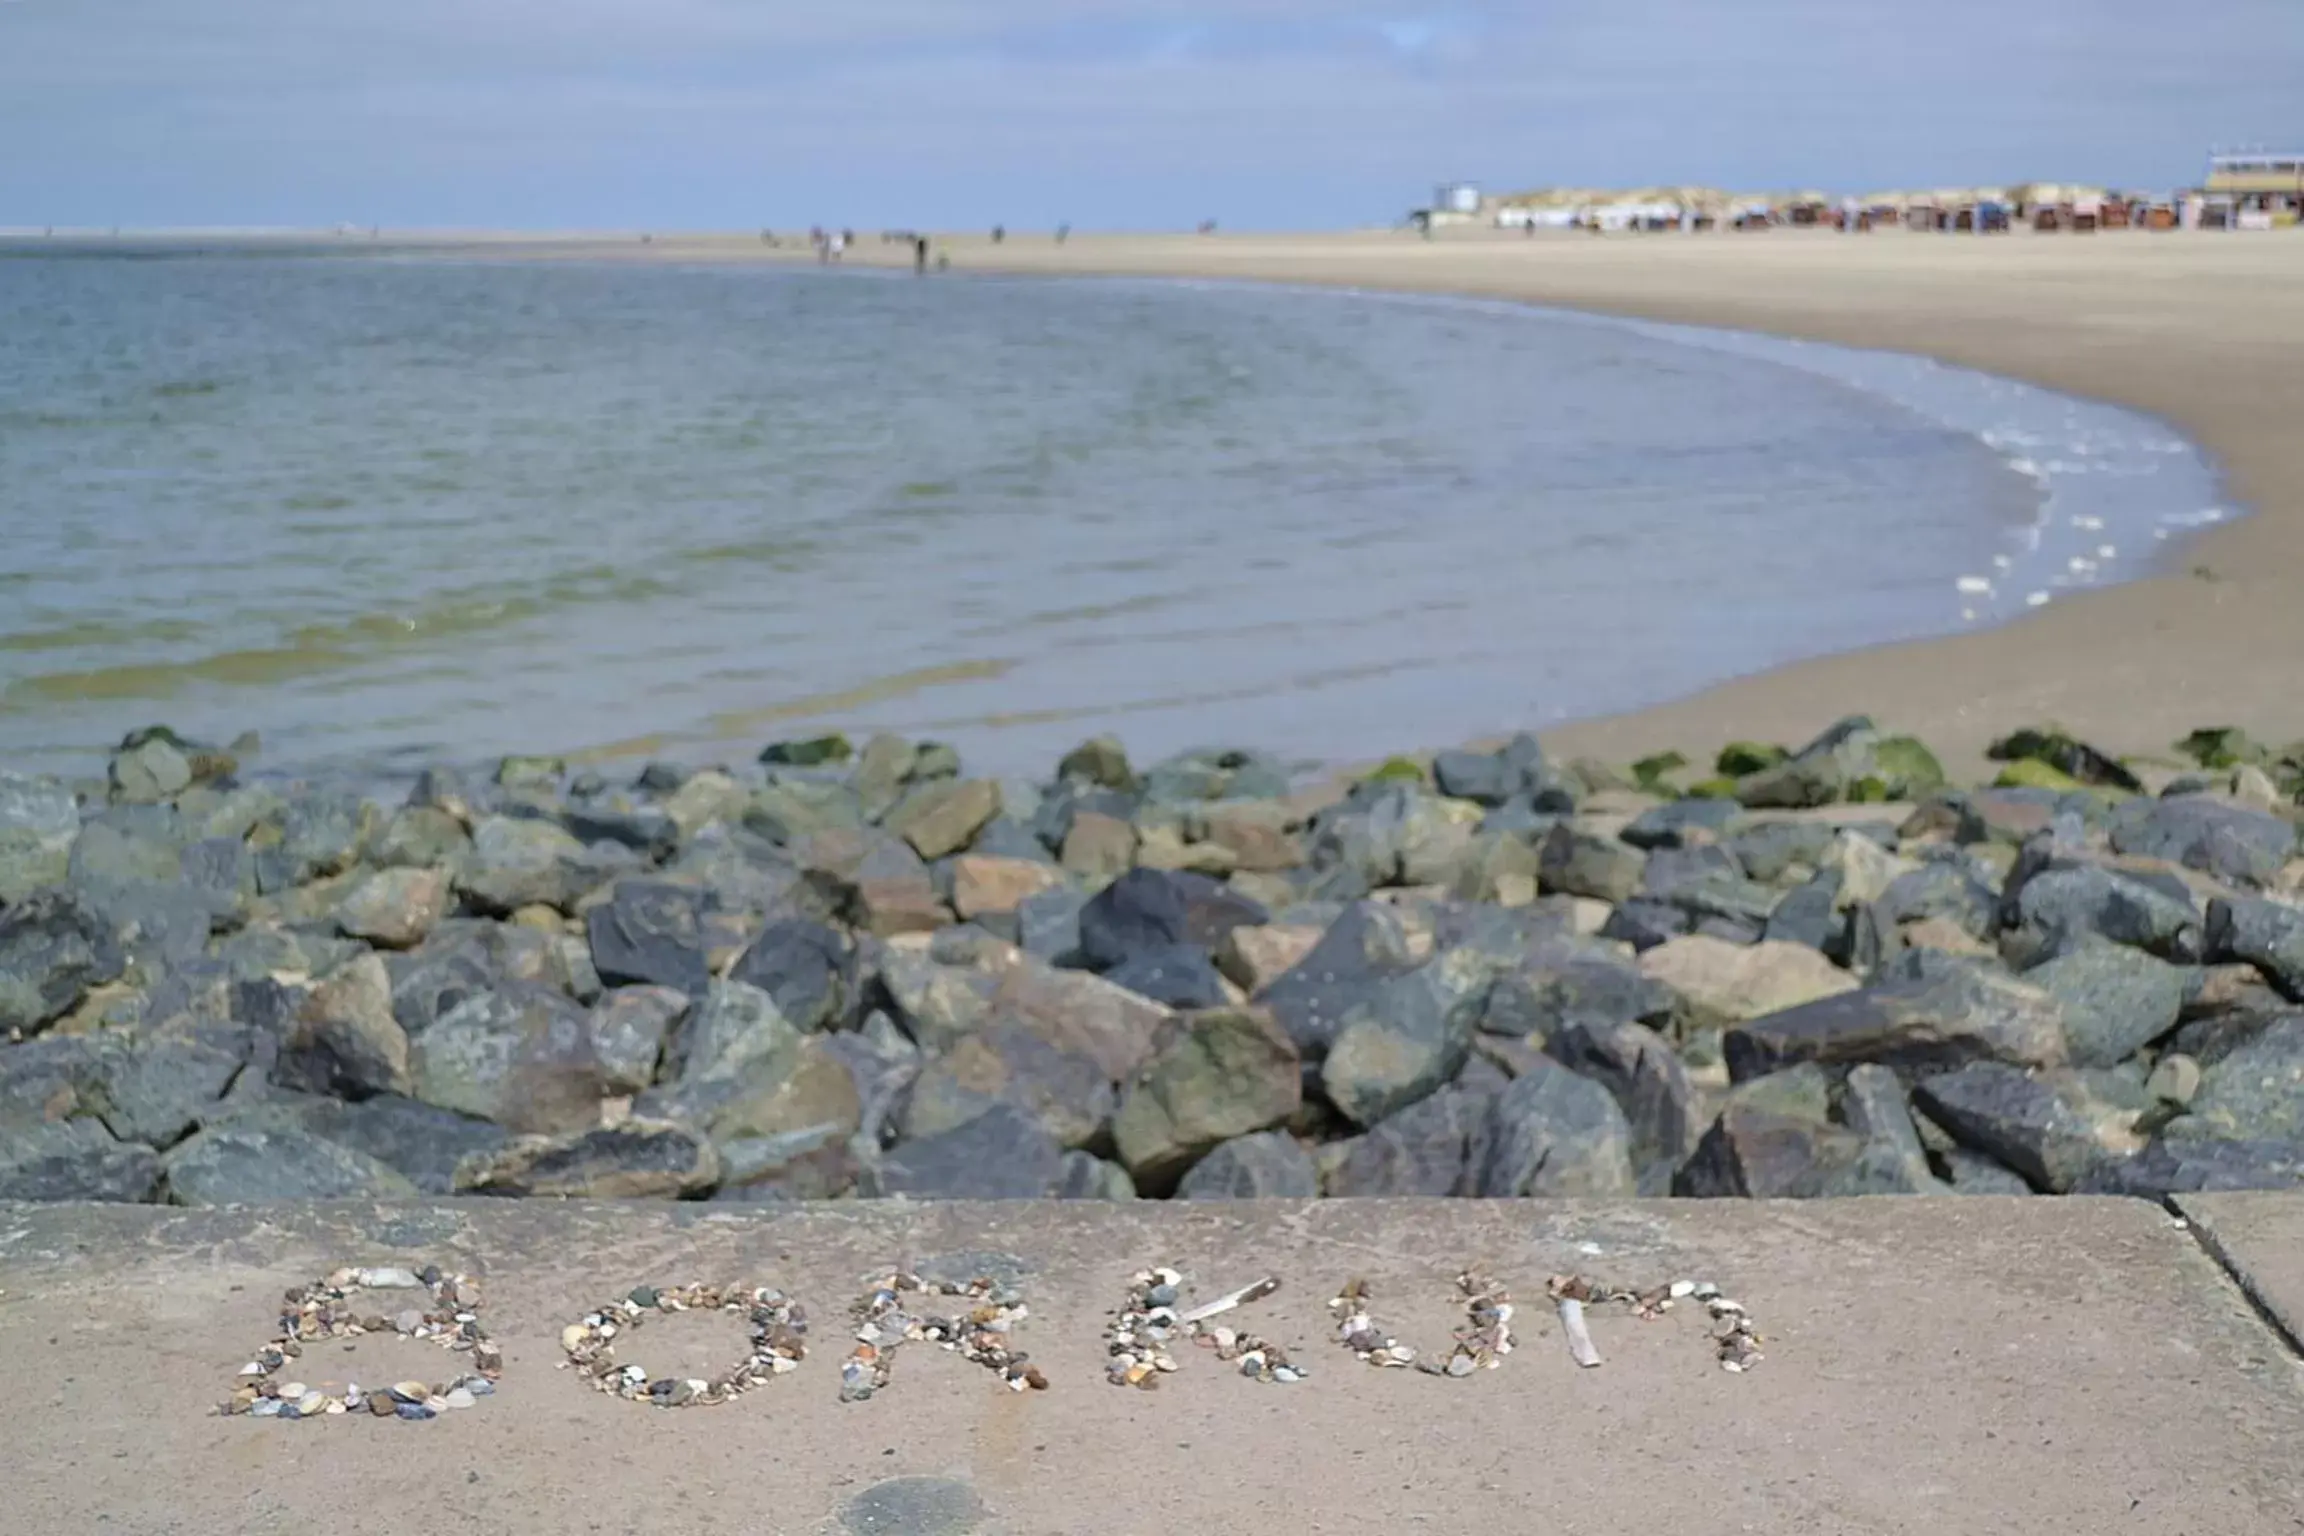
[2202,149,2303,228]
[1434,182,1482,215]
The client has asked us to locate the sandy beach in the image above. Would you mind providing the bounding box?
[486,225,2304,777]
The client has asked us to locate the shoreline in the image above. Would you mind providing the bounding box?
[432,225,2301,779]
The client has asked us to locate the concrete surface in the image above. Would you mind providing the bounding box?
[2177,1192,2304,1358]
[1,1197,2300,1535]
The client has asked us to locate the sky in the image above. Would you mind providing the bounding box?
[4,0,2301,231]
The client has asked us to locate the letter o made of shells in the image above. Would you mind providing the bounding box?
[559,1282,809,1407]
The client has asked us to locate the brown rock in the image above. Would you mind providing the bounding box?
[852,878,953,937]
[1135,824,1239,875]
[985,951,1173,1082]
[1060,812,1137,887]
[950,856,1065,921]
[884,779,1003,860]
[276,953,412,1098]
[1217,923,1324,995]
[1199,802,1305,873]
[334,867,451,949]
[1638,935,1859,1027]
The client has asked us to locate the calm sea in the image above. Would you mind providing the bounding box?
[0,248,2225,780]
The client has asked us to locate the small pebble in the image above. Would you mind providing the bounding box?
[394,1402,436,1422]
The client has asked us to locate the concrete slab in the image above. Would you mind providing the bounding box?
[2175,1192,2304,1357]
[1,1197,2300,1535]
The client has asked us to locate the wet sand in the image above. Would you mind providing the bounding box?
[460,227,2304,775]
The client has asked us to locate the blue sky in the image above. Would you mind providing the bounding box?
[4,1,2300,230]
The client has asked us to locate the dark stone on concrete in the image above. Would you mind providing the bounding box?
[0,1119,161,1201]
[1912,1064,2144,1192]
[162,1125,419,1204]
[876,1102,1064,1199]
[1473,1056,1635,1196]
[1840,1063,1946,1191]
[1725,961,2068,1081]
[2110,796,2296,889]
[1546,1020,1701,1194]
[586,880,711,995]
[453,1118,719,1198]
[1102,944,1229,1009]
[1175,1129,1319,1199]
[840,1475,984,1536]
[2023,940,2190,1067]
[1076,868,1266,972]
[0,888,124,1037]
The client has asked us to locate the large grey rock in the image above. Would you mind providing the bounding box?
[1840,1063,1946,1192]
[94,1025,250,1147]
[453,1118,719,1198]
[1735,716,1877,809]
[2166,1017,2304,1143]
[743,777,865,844]
[587,985,686,1093]
[1674,1064,1935,1198]
[1724,817,1839,882]
[409,981,609,1133]
[1912,1063,2146,1192]
[1102,944,1230,1009]
[985,952,1174,1083]
[216,1093,509,1195]
[2204,896,2304,1002]
[587,879,711,995]
[0,772,80,902]
[2005,863,2203,966]
[876,948,1001,1054]
[2022,940,2189,1067]
[1473,1056,1636,1197]
[0,887,125,1037]
[256,792,377,892]
[1725,960,2068,1080]
[1321,951,1490,1127]
[1325,1082,1493,1196]
[1175,1129,1319,1199]
[820,1014,922,1147]
[1624,797,1749,852]
[0,1118,160,1201]
[1537,825,1646,903]
[727,917,858,1033]
[1479,944,1673,1043]
[372,805,471,871]
[640,979,859,1143]
[1076,868,1266,972]
[2110,796,2296,889]
[877,1102,1064,1199]
[1545,1020,1701,1194]
[1052,1149,1137,1200]
[457,816,622,915]
[107,736,193,804]
[273,953,411,1099]
[898,1023,1115,1150]
[1111,1008,1301,1191]
[2072,1137,2304,1195]
[162,1125,418,1204]
[1257,902,1421,1057]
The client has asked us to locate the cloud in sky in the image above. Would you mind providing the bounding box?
[3,0,2299,229]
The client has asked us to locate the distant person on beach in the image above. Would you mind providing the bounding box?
[1056,223,1070,245]
[828,231,846,261]
[915,235,929,273]
[992,224,1006,244]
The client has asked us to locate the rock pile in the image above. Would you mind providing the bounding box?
[8,716,2304,1206]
